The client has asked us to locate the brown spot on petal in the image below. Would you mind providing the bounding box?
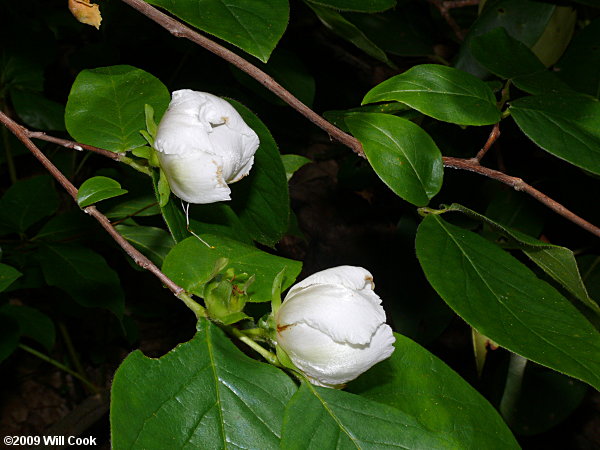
[364,275,375,289]
[277,323,294,333]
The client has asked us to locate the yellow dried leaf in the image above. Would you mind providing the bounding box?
[68,0,102,30]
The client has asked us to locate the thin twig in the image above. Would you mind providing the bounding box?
[0,110,206,317]
[27,131,152,176]
[444,157,600,238]
[118,0,365,157]
[117,0,599,239]
[427,0,471,41]
[27,131,122,161]
[472,123,500,163]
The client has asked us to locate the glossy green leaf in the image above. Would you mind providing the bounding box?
[9,89,66,131]
[77,176,128,207]
[455,0,557,77]
[0,305,55,352]
[0,264,22,292]
[510,94,600,175]
[0,314,19,364]
[115,225,174,266]
[162,235,301,302]
[444,203,599,314]
[229,100,289,247]
[0,175,59,234]
[346,113,443,206]
[111,318,297,448]
[105,195,160,219]
[307,0,395,12]
[65,65,170,152]
[529,6,576,67]
[145,0,288,62]
[281,382,451,449]
[345,9,434,57]
[281,154,311,181]
[37,244,125,318]
[307,3,394,67]
[188,204,253,245]
[470,27,572,95]
[323,102,415,133]
[363,65,501,125]
[415,215,600,390]
[348,333,519,448]
[555,18,600,98]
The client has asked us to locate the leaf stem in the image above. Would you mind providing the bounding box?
[19,344,100,393]
[499,352,527,427]
[227,327,280,366]
[58,322,92,393]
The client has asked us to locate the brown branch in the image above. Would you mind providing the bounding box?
[0,111,191,301]
[472,123,500,163]
[427,0,470,41]
[443,157,600,238]
[119,0,365,157]
[27,131,122,161]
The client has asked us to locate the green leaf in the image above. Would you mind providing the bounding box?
[65,65,170,152]
[37,244,125,318]
[415,215,600,390]
[0,175,59,234]
[529,6,576,68]
[162,234,301,302]
[229,100,289,247]
[555,18,600,98]
[306,0,396,12]
[344,9,434,57]
[363,64,501,126]
[454,0,558,78]
[77,176,128,208]
[348,333,519,449]
[105,195,160,219]
[115,225,174,266]
[188,203,253,245]
[111,318,297,448]
[281,154,311,181]
[0,305,55,352]
[470,27,572,95]
[323,102,416,133]
[0,314,19,364]
[0,264,22,292]
[510,94,600,175]
[346,113,443,206]
[306,3,395,67]
[9,89,66,131]
[145,0,288,62]
[281,382,451,449]
[157,169,170,207]
[443,203,599,315]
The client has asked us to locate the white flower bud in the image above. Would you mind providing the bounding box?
[153,90,260,204]
[275,266,395,388]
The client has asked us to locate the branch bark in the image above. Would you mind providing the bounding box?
[119,0,365,157]
[116,0,600,239]
[0,110,207,315]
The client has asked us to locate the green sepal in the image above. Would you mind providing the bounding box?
[271,267,286,315]
[145,104,158,140]
[157,169,171,207]
[276,344,299,372]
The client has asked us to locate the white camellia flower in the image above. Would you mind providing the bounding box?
[275,266,395,388]
[153,90,260,204]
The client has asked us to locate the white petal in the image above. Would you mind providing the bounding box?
[277,322,395,387]
[208,124,258,182]
[286,266,380,307]
[158,152,231,204]
[277,283,386,345]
